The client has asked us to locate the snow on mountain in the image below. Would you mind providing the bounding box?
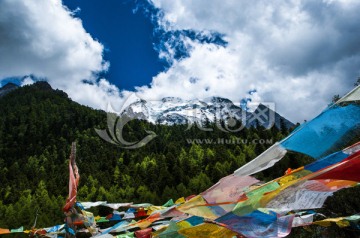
[121,96,295,130]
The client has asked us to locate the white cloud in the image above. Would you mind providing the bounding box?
[0,0,125,110]
[21,76,35,86]
[1,0,360,123]
[141,0,360,122]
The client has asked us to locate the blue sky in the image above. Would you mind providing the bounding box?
[62,0,165,91]
[1,0,360,122]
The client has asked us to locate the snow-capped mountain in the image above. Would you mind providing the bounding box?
[121,96,295,130]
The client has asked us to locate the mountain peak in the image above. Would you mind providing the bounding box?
[32,81,53,91]
[1,82,18,90]
[210,96,232,102]
[0,82,19,97]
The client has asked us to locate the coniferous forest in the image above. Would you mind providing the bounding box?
[1,82,360,237]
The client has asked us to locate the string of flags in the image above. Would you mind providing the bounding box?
[1,85,360,237]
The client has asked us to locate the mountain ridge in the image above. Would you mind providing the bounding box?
[0,82,19,98]
[0,81,295,130]
[121,96,295,130]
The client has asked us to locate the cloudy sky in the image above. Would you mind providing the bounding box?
[1,0,360,122]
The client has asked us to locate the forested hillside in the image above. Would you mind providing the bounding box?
[0,82,359,237]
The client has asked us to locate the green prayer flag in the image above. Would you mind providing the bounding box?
[10,226,23,233]
[162,199,174,207]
